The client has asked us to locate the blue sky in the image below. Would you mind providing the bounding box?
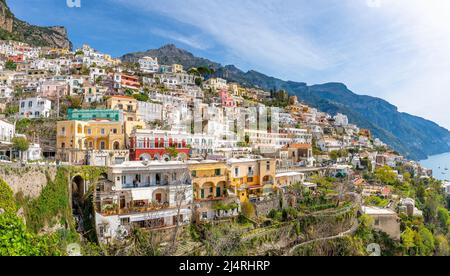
[8,0,450,129]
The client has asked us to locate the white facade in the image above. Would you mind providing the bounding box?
[95,161,193,243]
[334,113,349,126]
[26,143,42,161]
[138,56,159,73]
[0,120,15,143]
[19,97,52,119]
[137,101,163,122]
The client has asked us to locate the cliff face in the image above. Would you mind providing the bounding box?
[0,1,13,33]
[0,0,72,49]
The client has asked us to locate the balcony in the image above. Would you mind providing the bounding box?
[192,175,227,183]
[122,180,169,189]
[100,202,171,216]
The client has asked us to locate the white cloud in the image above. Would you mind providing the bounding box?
[150,28,210,50]
[112,0,450,129]
[113,0,339,76]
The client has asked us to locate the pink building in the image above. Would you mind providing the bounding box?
[219,89,235,107]
[39,81,69,100]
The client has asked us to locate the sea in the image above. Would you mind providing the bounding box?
[420,152,450,181]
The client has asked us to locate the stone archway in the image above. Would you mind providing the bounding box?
[71,175,85,234]
[72,175,85,197]
[139,153,152,161]
[113,141,121,150]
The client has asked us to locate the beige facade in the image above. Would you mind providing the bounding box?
[227,158,276,202]
[56,120,125,164]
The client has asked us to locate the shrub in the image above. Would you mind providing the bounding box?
[0,177,16,214]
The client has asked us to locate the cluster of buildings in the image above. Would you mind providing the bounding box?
[0,40,439,244]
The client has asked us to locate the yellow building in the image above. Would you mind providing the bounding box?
[188,160,241,222]
[172,64,184,73]
[106,96,146,145]
[56,120,125,164]
[227,158,276,202]
[106,96,139,121]
[188,161,229,201]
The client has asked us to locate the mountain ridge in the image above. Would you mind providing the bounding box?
[0,0,72,49]
[121,44,450,160]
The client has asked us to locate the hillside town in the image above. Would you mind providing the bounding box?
[1,39,449,256]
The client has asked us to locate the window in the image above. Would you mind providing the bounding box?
[120,217,130,225]
[112,128,118,134]
[266,161,271,171]
[28,101,33,107]
[100,141,106,150]
[215,169,221,176]
[202,212,208,219]
[101,128,105,135]
[234,168,239,177]
[87,128,92,135]
[20,102,25,108]
[375,219,380,226]
[191,171,197,177]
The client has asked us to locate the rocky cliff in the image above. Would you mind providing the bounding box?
[0,0,72,49]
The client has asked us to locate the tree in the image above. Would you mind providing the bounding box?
[133,93,149,102]
[0,181,62,256]
[375,166,398,185]
[437,207,449,232]
[195,77,202,86]
[435,234,449,256]
[0,178,16,214]
[165,147,179,159]
[401,227,416,255]
[417,227,435,256]
[165,171,191,255]
[5,60,17,71]
[12,137,30,161]
[67,96,82,109]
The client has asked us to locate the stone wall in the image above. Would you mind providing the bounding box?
[0,164,57,198]
[254,193,289,217]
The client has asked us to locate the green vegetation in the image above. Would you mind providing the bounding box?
[133,93,149,102]
[0,177,16,213]
[375,165,398,185]
[5,60,17,71]
[213,202,239,212]
[21,168,72,233]
[329,149,349,161]
[364,196,389,208]
[0,177,64,256]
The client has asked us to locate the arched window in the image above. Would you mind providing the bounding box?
[113,141,120,150]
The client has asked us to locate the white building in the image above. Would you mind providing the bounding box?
[138,56,159,73]
[95,161,193,243]
[0,119,15,143]
[19,97,52,119]
[26,143,42,161]
[137,101,163,122]
[204,77,227,91]
[317,138,343,152]
[334,113,349,126]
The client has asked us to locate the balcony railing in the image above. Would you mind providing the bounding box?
[122,180,169,189]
